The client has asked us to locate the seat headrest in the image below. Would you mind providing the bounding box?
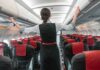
[84,51,100,70]
[95,36,100,41]
[30,37,33,41]
[37,38,42,42]
[15,44,26,56]
[10,40,17,45]
[72,42,84,54]
[23,38,28,44]
[87,37,94,46]
[30,41,38,48]
[33,36,42,42]
[67,39,76,43]
[62,35,70,39]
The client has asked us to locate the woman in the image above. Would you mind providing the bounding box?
[24,8,75,70]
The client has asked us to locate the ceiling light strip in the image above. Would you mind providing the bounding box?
[32,3,71,9]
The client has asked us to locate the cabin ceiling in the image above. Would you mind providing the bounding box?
[16,0,76,24]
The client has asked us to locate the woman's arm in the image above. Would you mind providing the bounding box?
[56,23,76,32]
[23,25,40,34]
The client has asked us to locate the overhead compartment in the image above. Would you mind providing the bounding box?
[64,0,90,25]
[76,0,100,24]
[16,3,42,24]
[0,0,18,16]
[0,0,42,25]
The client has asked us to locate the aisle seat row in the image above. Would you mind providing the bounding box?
[0,35,41,70]
[62,34,100,70]
[62,34,99,50]
[0,34,100,70]
[72,51,100,70]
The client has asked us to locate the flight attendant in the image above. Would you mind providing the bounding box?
[23,8,75,70]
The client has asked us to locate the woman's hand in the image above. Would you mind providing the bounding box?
[8,17,16,23]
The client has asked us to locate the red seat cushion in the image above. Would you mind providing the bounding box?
[84,51,100,70]
[15,44,26,56]
[72,42,84,54]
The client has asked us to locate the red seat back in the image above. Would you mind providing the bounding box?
[15,44,26,56]
[72,42,84,54]
[62,35,70,39]
[95,36,100,41]
[23,38,28,44]
[87,36,95,46]
[30,41,38,48]
[84,51,100,70]
[10,40,18,47]
[78,36,84,42]
[30,37,33,41]
[67,39,76,43]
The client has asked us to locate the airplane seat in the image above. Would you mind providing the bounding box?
[29,40,40,50]
[22,38,28,44]
[71,35,80,42]
[67,39,76,43]
[13,42,34,70]
[79,36,84,42]
[29,41,41,70]
[64,39,76,46]
[30,37,33,40]
[64,42,85,62]
[10,40,18,47]
[69,35,74,39]
[0,43,5,56]
[29,38,41,50]
[0,42,12,59]
[36,38,42,42]
[93,41,100,50]
[75,37,80,42]
[0,56,12,70]
[83,38,89,50]
[29,37,34,42]
[72,36,76,39]
[62,35,70,39]
[33,35,41,40]
[61,35,71,46]
[72,51,100,70]
[87,36,95,50]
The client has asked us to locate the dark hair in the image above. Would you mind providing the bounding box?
[40,8,51,23]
